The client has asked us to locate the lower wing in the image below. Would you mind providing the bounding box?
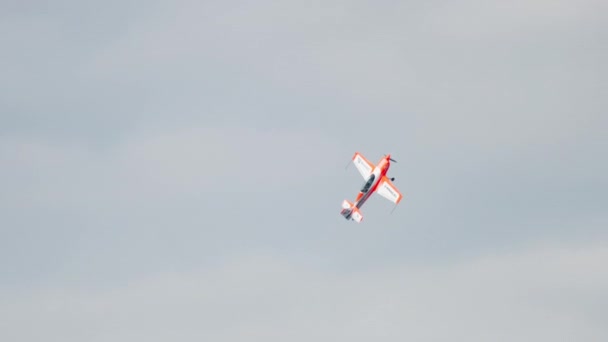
[376,176,403,204]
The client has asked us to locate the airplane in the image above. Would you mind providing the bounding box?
[340,152,403,223]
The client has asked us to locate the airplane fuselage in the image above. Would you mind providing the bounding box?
[355,157,389,206]
[341,152,402,222]
[342,156,391,220]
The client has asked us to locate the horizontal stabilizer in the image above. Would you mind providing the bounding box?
[350,207,363,223]
[342,199,352,209]
[340,199,363,223]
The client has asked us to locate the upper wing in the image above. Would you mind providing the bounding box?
[376,176,403,204]
[352,152,375,179]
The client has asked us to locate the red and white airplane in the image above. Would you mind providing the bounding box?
[341,152,403,223]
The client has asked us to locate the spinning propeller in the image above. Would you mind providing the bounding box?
[384,154,397,181]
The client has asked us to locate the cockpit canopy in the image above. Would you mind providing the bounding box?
[360,174,375,193]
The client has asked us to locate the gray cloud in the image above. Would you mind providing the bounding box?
[1,0,607,340]
[1,240,606,342]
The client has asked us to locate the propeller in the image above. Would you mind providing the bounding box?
[385,154,397,182]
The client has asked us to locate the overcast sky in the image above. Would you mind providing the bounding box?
[1,0,607,341]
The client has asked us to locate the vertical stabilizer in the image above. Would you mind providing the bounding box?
[340,199,364,223]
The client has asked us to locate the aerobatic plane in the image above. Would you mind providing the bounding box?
[341,152,403,223]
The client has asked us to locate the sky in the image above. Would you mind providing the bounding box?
[1,0,607,341]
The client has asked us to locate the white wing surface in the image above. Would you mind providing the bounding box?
[351,208,364,223]
[376,176,403,204]
[352,152,375,179]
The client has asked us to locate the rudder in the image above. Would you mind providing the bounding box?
[350,206,363,223]
[340,199,363,223]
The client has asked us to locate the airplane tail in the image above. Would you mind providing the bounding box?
[340,199,363,223]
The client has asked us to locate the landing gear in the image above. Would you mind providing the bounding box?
[390,177,395,181]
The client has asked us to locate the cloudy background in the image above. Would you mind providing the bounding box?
[1,0,607,340]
